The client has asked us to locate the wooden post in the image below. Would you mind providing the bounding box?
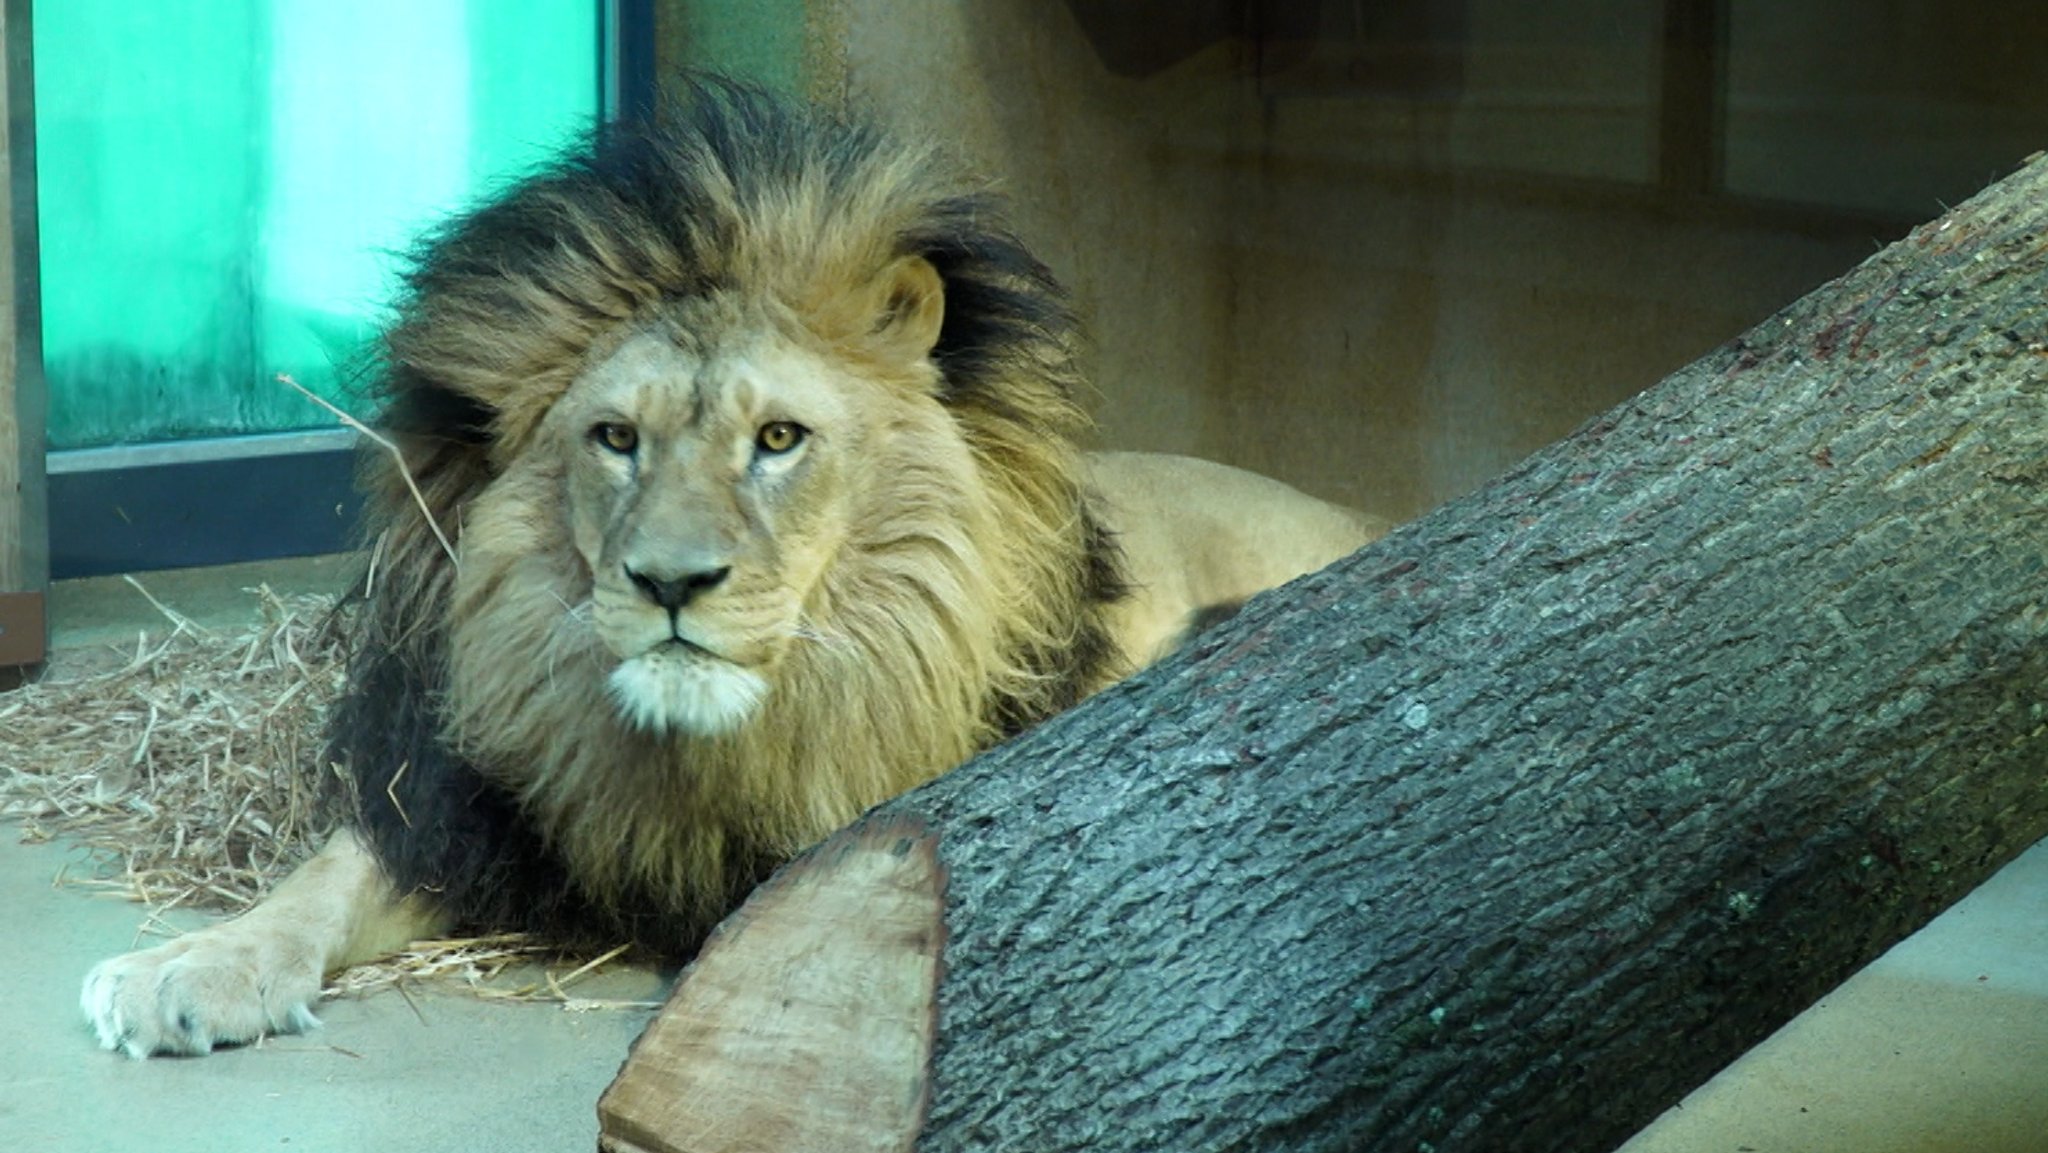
[0,0,46,673]
[600,151,2048,1152]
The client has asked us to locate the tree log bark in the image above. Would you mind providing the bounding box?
[601,154,2048,1152]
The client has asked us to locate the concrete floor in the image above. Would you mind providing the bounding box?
[0,835,669,1153]
[6,559,2048,1151]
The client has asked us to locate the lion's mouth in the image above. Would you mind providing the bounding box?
[608,640,769,736]
[652,634,739,667]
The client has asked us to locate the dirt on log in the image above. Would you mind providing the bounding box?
[601,155,2048,1153]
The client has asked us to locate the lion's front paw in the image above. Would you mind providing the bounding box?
[81,929,324,1058]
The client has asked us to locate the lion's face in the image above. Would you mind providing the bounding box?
[528,262,948,738]
[560,320,854,734]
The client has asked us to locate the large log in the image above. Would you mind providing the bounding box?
[601,155,2048,1152]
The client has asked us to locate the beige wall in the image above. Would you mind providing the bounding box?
[661,1,2015,525]
[839,6,1248,474]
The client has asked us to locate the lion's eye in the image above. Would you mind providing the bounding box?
[755,421,807,456]
[592,422,639,455]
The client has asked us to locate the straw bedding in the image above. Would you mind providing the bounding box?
[0,582,644,1008]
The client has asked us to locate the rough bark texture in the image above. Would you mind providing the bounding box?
[607,155,2048,1152]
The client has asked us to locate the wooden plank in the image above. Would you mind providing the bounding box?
[0,0,45,665]
[0,0,20,590]
[0,588,40,665]
[1656,0,1727,194]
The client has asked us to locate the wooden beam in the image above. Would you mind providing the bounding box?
[1656,0,1727,195]
[0,0,46,673]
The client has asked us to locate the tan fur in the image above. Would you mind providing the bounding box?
[79,84,1386,1057]
[1088,452,1389,663]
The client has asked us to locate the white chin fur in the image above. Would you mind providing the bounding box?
[607,649,769,736]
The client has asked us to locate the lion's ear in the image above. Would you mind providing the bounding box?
[870,255,945,362]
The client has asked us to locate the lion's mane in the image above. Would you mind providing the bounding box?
[323,79,1126,949]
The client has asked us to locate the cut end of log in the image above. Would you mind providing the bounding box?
[598,816,946,1153]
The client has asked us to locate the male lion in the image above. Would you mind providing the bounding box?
[81,79,1384,1057]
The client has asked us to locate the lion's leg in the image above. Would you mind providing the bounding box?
[80,827,446,1058]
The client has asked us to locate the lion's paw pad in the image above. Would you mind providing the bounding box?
[81,934,323,1059]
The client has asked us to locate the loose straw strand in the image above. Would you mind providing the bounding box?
[276,374,458,568]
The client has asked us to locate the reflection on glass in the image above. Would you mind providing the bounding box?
[35,0,597,449]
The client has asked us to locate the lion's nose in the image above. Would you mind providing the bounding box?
[625,564,731,612]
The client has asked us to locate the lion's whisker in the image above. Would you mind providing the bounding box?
[789,621,854,653]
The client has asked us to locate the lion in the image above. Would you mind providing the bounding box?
[79,78,1386,1058]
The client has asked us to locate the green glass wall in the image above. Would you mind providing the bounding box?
[35,0,598,450]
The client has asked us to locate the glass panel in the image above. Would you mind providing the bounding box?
[34,0,598,451]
